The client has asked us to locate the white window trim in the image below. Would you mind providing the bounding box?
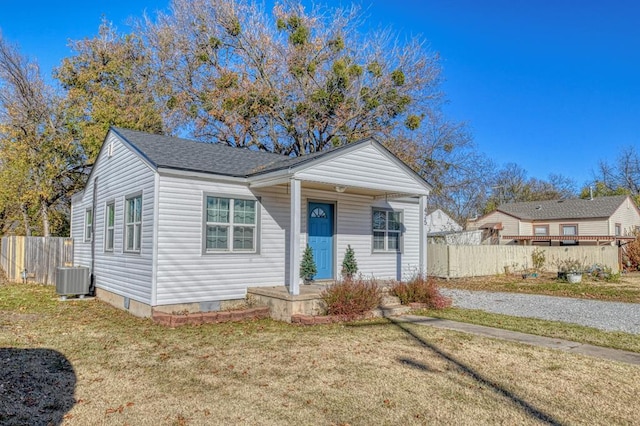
[124,194,142,253]
[104,201,115,252]
[203,193,260,254]
[84,208,93,243]
[372,208,403,253]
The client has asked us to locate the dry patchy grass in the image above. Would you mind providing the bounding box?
[1,282,640,425]
[438,273,640,303]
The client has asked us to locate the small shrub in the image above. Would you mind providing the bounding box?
[390,276,452,309]
[341,245,358,279]
[531,248,546,272]
[321,277,381,319]
[587,264,621,283]
[300,245,317,281]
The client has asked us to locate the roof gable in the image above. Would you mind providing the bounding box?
[107,128,430,193]
[496,195,630,221]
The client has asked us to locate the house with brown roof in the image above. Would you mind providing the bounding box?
[467,195,640,246]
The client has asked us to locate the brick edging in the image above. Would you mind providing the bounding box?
[152,306,270,327]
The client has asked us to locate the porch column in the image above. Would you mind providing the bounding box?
[419,195,428,276]
[289,178,301,295]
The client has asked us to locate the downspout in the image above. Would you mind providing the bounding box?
[90,177,98,296]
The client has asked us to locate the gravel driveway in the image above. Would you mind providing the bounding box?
[442,289,640,334]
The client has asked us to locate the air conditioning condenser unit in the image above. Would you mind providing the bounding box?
[56,266,90,299]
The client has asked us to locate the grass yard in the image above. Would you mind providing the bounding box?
[438,272,640,303]
[2,283,640,425]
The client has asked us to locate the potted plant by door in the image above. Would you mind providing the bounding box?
[300,245,317,284]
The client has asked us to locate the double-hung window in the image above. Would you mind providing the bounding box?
[125,195,142,252]
[105,202,115,251]
[615,223,622,236]
[84,208,93,242]
[372,209,402,252]
[205,196,257,252]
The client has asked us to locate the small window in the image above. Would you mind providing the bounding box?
[372,209,402,252]
[534,225,549,236]
[125,195,142,252]
[615,223,622,236]
[105,202,115,251]
[84,208,93,242]
[205,196,257,252]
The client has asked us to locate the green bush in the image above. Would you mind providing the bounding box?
[321,278,381,319]
[341,245,358,279]
[390,276,452,309]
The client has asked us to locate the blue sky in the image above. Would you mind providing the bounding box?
[1,0,638,188]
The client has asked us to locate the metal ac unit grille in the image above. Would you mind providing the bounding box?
[56,267,90,296]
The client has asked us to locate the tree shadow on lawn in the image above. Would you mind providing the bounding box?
[346,318,565,426]
[0,348,76,426]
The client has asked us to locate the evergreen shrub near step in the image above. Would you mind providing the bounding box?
[390,276,452,309]
[320,277,381,319]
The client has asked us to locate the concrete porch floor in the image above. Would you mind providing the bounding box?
[248,283,334,322]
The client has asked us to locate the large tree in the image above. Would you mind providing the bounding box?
[55,19,165,162]
[0,34,83,236]
[582,147,640,203]
[483,163,577,214]
[140,0,444,155]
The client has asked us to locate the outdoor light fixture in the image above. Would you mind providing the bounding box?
[335,186,346,193]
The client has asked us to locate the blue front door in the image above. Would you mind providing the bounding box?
[308,202,334,279]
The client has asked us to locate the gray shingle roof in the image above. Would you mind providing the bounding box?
[111,127,371,177]
[111,127,286,177]
[497,195,630,220]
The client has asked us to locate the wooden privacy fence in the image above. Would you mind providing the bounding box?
[1,236,74,285]
[428,245,619,278]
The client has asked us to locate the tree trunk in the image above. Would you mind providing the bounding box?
[40,199,50,237]
[21,204,31,236]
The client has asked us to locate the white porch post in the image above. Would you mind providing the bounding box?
[289,178,302,295]
[419,195,428,276]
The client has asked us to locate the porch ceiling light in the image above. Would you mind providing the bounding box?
[335,185,346,193]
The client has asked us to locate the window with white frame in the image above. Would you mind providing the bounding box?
[615,223,622,236]
[205,196,257,252]
[84,208,93,242]
[105,202,115,251]
[125,195,142,252]
[372,209,402,252]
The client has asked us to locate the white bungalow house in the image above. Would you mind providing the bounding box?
[70,128,431,317]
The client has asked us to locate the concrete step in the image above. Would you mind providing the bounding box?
[380,294,402,307]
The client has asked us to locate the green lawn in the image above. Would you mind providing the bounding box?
[2,282,640,425]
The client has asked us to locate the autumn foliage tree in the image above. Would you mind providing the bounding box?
[55,19,165,161]
[141,0,444,155]
[0,34,84,236]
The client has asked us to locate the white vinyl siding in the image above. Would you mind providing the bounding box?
[155,175,288,305]
[294,143,428,195]
[70,132,155,304]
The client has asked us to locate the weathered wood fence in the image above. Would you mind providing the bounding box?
[1,236,74,285]
[428,245,619,278]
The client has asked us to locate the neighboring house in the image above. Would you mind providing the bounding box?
[425,209,462,233]
[467,195,640,246]
[426,209,482,245]
[70,128,431,317]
